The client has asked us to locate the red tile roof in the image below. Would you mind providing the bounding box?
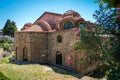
[21,23,32,30]
[21,10,82,32]
[26,25,43,31]
[62,10,81,18]
[33,12,62,30]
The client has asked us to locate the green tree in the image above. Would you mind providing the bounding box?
[95,0,120,7]
[3,19,11,36]
[93,1,120,79]
[3,19,17,37]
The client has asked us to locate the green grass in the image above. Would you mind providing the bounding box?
[0,54,81,80]
[0,63,80,80]
[0,71,10,80]
[0,53,13,64]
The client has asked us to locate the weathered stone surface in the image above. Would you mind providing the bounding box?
[14,10,99,75]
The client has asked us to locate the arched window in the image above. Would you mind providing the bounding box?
[57,35,62,42]
[23,47,27,61]
[79,23,84,29]
[64,21,73,29]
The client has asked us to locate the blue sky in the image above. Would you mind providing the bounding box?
[0,0,99,30]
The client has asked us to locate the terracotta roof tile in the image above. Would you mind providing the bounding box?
[33,12,62,30]
[21,23,32,30]
[62,10,81,18]
[25,25,43,31]
[36,20,52,31]
[21,10,82,32]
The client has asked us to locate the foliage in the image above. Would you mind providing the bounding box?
[94,0,120,8]
[91,61,120,79]
[0,71,10,80]
[93,4,119,34]
[105,62,120,80]
[92,1,120,79]
[68,4,120,79]
[106,69,120,80]
[2,43,10,51]
[68,27,106,65]
[0,38,12,44]
[106,37,120,62]
[3,19,17,37]
[0,38,12,51]
[90,64,109,78]
[0,53,12,64]
[93,0,120,61]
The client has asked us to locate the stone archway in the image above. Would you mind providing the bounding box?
[56,51,62,65]
[23,47,27,61]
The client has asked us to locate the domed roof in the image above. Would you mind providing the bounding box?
[24,23,32,26]
[36,20,52,31]
[62,10,81,18]
[28,25,43,31]
[21,22,32,30]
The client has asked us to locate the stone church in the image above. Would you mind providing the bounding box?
[14,10,98,74]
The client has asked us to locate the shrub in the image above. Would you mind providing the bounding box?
[90,64,109,78]
[0,38,12,51]
[106,62,120,80]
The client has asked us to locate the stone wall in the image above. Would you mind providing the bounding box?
[47,28,101,74]
[14,31,48,62]
[48,28,77,69]
[15,27,100,75]
[29,32,48,62]
[14,32,31,61]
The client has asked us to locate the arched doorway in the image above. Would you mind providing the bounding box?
[23,47,27,61]
[15,47,17,59]
[56,51,62,65]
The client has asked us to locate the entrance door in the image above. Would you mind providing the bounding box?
[15,47,17,59]
[56,51,62,65]
[23,47,27,61]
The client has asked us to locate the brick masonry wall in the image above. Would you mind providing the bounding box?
[15,28,78,67]
[48,28,77,69]
[14,23,100,75]
[47,28,101,74]
[29,32,48,62]
[14,32,31,61]
[14,31,48,62]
